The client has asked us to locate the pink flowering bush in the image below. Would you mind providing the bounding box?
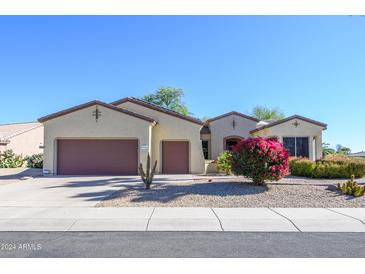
[231,137,289,185]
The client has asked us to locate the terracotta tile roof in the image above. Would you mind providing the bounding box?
[207,111,260,123]
[38,100,157,124]
[111,97,204,125]
[250,115,327,134]
[0,122,42,141]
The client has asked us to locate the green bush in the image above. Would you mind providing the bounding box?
[289,157,365,179]
[25,153,43,168]
[289,158,315,177]
[312,162,345,178]
[0,149,24,168]
[216,151,233,175]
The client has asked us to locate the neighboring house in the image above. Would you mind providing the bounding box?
[38,97,327,176]
[0,122,44,156]
[348,151,365,158]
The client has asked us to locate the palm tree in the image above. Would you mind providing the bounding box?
[251,106,285,121]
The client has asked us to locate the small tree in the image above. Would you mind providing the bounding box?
[231,137,289,185]
[336,144,351,155]
[142,87,190,116]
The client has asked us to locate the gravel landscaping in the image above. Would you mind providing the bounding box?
[97,175,365,208]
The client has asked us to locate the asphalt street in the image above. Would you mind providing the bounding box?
[0,232,364,258]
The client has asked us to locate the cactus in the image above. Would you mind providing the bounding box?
[354,186,363,197]
[139,153,157,189]
[337,183,341,191]
[341,183,347,194]
[338,175,364,197]
[347,187,352,195]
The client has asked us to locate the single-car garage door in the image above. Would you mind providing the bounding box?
[57,139,138,175]
[162,141,189,174]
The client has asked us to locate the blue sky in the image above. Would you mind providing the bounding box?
[0,16,364,152]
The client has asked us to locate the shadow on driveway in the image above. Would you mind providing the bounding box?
[0,168,43,180]
[38,175,267,203]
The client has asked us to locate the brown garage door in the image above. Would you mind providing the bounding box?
[57,139,138,175]
[162,141,189,174]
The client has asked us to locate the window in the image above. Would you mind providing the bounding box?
[283,137,309,158]
[296,137,309,158]
[202,140,209,159]
[283,137,295,156]
[225,138,240,151]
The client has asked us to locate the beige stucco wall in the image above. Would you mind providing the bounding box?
[209,114,258,159]
[252,119,324,160]
[5,126,44,156]
[42,104,152,175]
[116,102,205,174]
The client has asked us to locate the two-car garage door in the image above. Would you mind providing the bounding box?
[57,139,190,175]
[57,139,138,175]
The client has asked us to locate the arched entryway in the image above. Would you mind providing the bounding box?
[223,136,244,151]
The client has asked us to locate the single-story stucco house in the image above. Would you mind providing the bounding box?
[348,151,365,158]
[37,97,327,176]
[0,122,44,156]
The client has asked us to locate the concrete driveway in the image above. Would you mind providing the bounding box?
[0,174,194,207]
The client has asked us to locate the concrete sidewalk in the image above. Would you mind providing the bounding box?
[0,207,364,232]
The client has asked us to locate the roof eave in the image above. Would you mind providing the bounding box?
[207,111,260,123]
[111,97,204,126]
[250,115,327,134]
[38,100,156,124]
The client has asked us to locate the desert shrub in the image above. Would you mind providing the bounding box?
[289,157,315,177]
[216,151,232,175]
[25,153,43,168]
[289,156,365,179]
[231,137,289,185]
[312,162,345,178]
[316,157,365,178]
[0,149,24,168]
